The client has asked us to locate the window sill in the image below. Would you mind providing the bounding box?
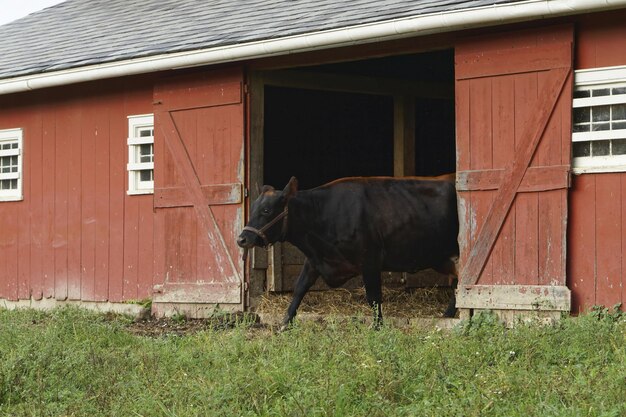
[127,189,154,196]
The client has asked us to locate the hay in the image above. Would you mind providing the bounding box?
[257,286,454,319]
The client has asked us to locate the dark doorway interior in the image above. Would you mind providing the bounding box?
[263,48,455,192]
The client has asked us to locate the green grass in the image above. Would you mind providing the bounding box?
[0,307,624,417]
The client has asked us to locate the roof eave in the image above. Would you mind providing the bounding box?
[1,0,625,95]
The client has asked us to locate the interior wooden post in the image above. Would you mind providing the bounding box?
[393,95,416,177]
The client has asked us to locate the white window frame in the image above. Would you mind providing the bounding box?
[572,65,626,174]
[127,114,154,195]
[0,128,23,202]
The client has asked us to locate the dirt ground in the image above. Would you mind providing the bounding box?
[125,286,454,337]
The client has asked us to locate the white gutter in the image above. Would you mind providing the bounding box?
[1,0,626,95]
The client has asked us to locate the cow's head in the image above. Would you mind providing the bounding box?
[237,177,298,252]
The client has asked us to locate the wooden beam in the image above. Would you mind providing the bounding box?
[261,70,454,100]
[456,165,570,192]
[394,95,416,177]
[154,183,242,208]
[153,282,241,304]
[456,285,571,311]
[248,72,269,307]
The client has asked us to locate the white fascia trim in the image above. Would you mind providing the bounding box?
[1,0,626,95]
[575,64,626,85]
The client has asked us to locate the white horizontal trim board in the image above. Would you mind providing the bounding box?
[456,285,571,311]
[1,0,626,95]
[575,64,626,85]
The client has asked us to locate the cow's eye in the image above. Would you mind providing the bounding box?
[262,208,271,215]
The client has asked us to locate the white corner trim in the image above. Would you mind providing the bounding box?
[1,0,626,95]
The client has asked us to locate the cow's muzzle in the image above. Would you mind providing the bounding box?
[238,207,289,261]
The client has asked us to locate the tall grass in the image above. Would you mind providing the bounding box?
[0,307,624,417]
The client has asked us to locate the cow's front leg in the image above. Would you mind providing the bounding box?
[282,259,319,331]
[362,267,383,329]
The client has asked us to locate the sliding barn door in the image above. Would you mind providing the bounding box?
[153,68,245,307]
[455,26,573,312]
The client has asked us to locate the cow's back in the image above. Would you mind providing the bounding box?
[309,177,458,273]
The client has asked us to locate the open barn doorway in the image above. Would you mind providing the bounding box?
[249,49,457,318]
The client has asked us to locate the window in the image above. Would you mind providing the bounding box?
[572,65,626,173]
[127,114,154,194]
[0,128,23,201]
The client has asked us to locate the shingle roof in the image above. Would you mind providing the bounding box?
[0,0,530,80]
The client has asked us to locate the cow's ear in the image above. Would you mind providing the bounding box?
[261,185,274,194]
[282,176,298,200]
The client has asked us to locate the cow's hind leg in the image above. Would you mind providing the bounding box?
[282,259,319,331]
[443,277,458,318]
[362,267,383,329]
[435,257,459,318]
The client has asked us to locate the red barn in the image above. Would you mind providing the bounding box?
[1,0,625,319]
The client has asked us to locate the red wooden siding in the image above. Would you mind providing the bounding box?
[455,25,573,291]
[568,10,626,312]
[0,78,155,302]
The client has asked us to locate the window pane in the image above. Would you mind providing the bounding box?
[592,122,610,131]
[592,106,610,122]
[574,90,591,98]
[573,141,591,157]
[613,87,626,95]
[612,139,626,155]
[0,179,15,190]
[613,104,626,121]
[612,121,626,130]
[592,140,610,156]
[592,88,611,97]
[574,107,590,124]
[139,128,153,137]
[139,170,153,182]
[573,124,590,133]
[139,144,153,163]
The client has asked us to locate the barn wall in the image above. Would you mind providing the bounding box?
[0,77,156,303]
[568,10,626,312]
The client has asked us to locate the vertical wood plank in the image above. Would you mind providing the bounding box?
[81,97,97,301]
[469,77,494,284]
[536,70,564,286]
[621,175,626,309]
[455,79,471,282]
[42,102,56,298]
[137,196,154,299]
[30,105,44,300]
[122,190,139,300]
[490,75,516,284]
[595,173,621,308]
[4,203,18,300]
[568,175,596,313]
[514,72,539,285]
[94,98,111,301]
[54,100,70,300]
[67,99,82,300]
[153,103,167,296]
[17,110,32,300]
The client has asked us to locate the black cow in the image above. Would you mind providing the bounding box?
[237,175,459,329]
